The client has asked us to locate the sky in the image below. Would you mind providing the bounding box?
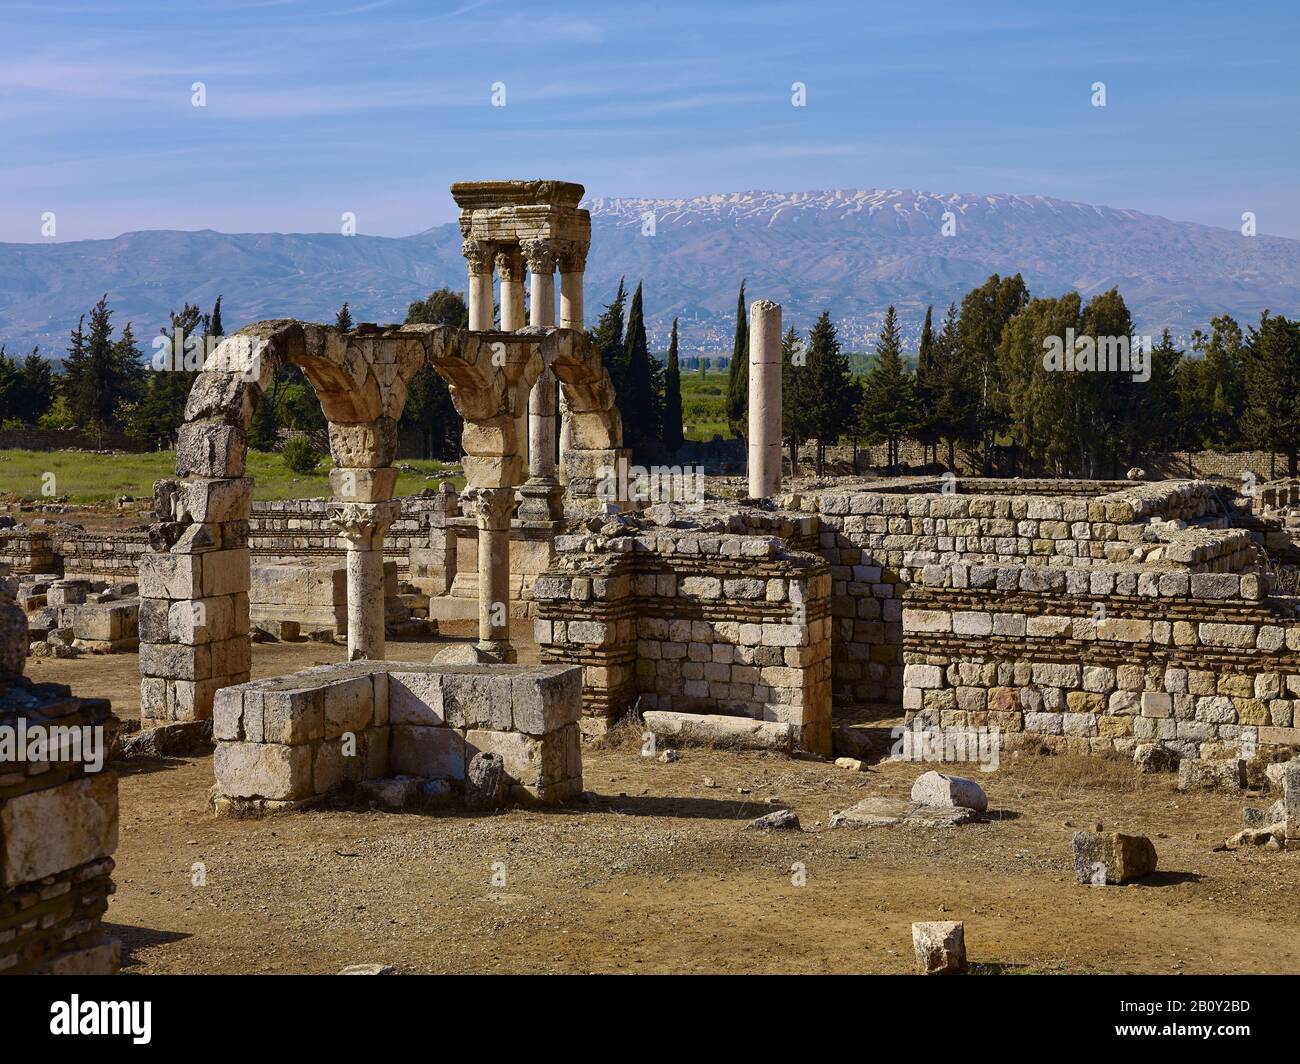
[2,0,1298,242]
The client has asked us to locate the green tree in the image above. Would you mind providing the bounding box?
[724,280,748,436]
[209,295,225,338]
[803,312,858,475]
[63,295,145,435]
[960,273,1030,472]
[402,288,468,459]
[0,349,54,425]
[621,282,661,459]
[661,318,684,454]
[781,324,815,474]
[1190,314,1247,449]
[913,305,939,464]
[928,303,970,471]
[1243,312,1300,476]
[335,302,354,333]
[857,305,918,471]
[589,279,628,397]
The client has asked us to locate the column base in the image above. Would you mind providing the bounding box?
[516,475,565,523]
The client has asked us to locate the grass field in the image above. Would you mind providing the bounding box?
[680,369,734,441]
[0,448,462,503]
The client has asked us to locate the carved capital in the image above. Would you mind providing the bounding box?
[462,238,495,274]
[461,486,515,531]
[521,238,558,275]
[328,499,401,549]
[494,245,525,282]
[556,239,588,275]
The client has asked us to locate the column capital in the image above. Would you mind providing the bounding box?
[494,244,526,282]
[462,238,495,274]
[328,499,401,549]
[461,486,515,531]
[521,237,558,275]
[556,239,588,274]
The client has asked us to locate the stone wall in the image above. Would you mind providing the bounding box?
[211,660,583,812]
[533,523,833,755]
[0,582,121,975]
[902,561,1299,760]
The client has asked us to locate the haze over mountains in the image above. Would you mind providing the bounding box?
[3,189,1299,359]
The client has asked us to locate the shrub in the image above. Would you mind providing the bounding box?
[281,436,321,475]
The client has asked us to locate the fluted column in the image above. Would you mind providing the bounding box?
[463,486,516,662]
[464,239,496,331]
[329,499,401,661]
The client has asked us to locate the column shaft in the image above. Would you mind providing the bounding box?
[747,299,783,499]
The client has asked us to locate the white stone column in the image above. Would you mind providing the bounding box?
[464,239,495,331]
[497,246,526,332]
[558,241,586,330]
[463,487,516,662]
[330,499,401,661]
[524,239,557,328]
[747,299,782,499]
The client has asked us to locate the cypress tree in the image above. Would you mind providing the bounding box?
[210,295,225,338]
[725,280,748,436]
[622,282,659,459]
[590,279,628,396]
[335,302,354,333]
[662,318,684,453]
[914,305,938,463]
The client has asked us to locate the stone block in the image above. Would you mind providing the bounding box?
[214,742,313,800]
[1072,831,1158,884]
[389,725,465,780]
[0,774,118,887]
[911,921,965,975]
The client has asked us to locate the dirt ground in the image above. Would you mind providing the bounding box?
[29,628,1300,975]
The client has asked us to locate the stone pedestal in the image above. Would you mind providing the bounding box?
[329,499,400,661]
[748,299,782,500]
[463,487,516,662]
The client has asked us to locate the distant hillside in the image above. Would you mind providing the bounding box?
[3,189,1299,359]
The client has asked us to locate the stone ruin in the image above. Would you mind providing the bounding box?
[0,572,120,973]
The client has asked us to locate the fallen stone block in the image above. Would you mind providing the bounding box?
[464,751,505,812]
[830,796,978,829]
[1072,831,1158,884]
[338,963,395,975]
[1133,742,1179,773]
[1178,758,1247,792]
[641,710,792,752]
[118,719,213,759]
[912,921,965,974]
[1243,799,1286,828]
[911,770,988,812]
[834,757,865,772]
[253,619,301,642]
[1224,824,1285,849]
[353,777,418,810]
[747,808,800,831]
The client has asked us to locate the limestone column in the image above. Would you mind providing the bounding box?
[557,240,588,473]
[519,240,564,521]
[747,299,782,499]
[330,499,400,661]
[558,241,587,330]
[464,239,495,331]
[463,486,516,662]
[497,246,526,332]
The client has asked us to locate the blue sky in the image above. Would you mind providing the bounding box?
[3,0,1298,241]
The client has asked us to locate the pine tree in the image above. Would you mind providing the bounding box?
[1244,312,1300,476]
[589,279,628,396]
[803,312,858,475]
[929,303,969,471]
[661,318,684,454]
[781,324,814,474]
[724,280,748,436]
[857,305,918,471]
[402,288,469,458]
[622,282,660,459]
[913,305,938,464]
[210,295,225,338]
[335,302,354,333]
[14,350,55,425]
[961,273,1029,472]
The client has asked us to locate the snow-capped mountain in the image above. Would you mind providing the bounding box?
[2,189,1297,359]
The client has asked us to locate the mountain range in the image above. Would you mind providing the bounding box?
[3,189,1299,359]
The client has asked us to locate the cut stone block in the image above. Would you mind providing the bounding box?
[0,774,118,887]
[912,921,966,974]
[910,770,988,812]
[1072,831,1158,884]
[642,710,792,751]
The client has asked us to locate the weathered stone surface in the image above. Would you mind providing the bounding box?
[1178,757,1247,792]
[213,742,313,800]
[910,770,988,812]
[0,774,118,887]
[1072,831,1158,884]
[118,719,213,759]
[1133,742,1179,773]
[912,921,966,974]
[338,963,395,975]
[464,751,505,811]
[746,808,800,830]
[642,710,792,751]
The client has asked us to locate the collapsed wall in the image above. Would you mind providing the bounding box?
[0,578,120,974]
